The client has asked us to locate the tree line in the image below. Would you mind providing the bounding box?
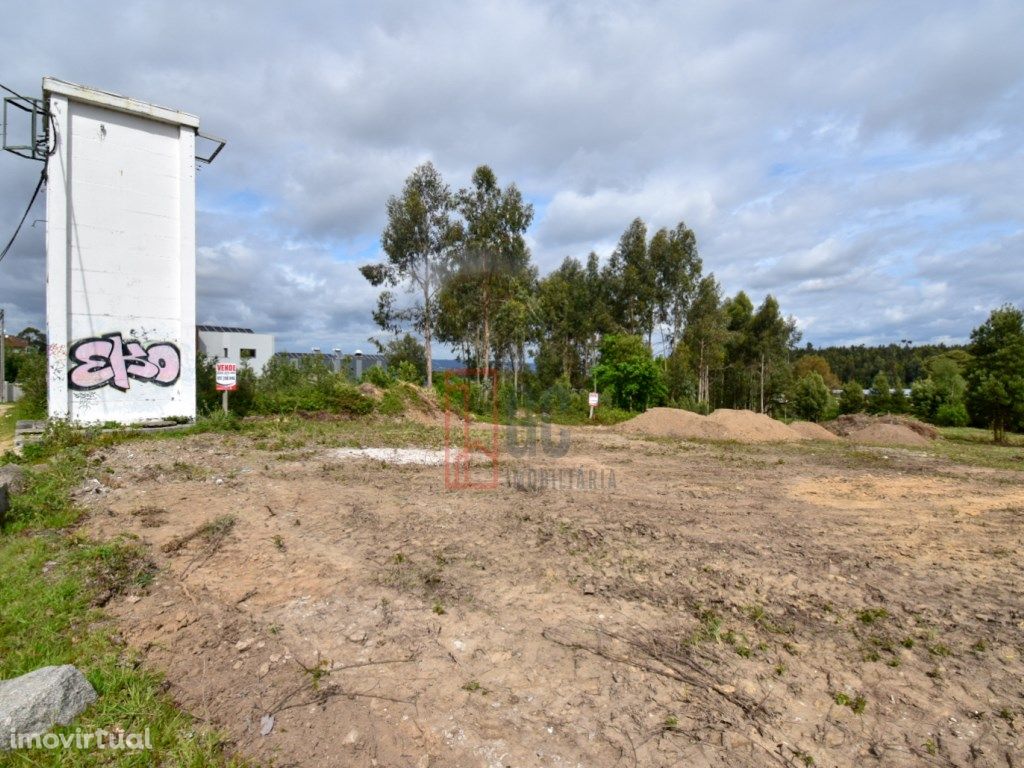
[793,342,969,389]
[363,162,1024,441]
[361,162,806,414]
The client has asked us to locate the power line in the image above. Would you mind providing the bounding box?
[0,166,46,265]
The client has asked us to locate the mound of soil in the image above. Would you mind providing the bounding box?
[789,421,841,441]
[706,408,804,442]
[846,422,931,446]
[619,407,804,443]
[826,414,939,445]
[618,407,722,440]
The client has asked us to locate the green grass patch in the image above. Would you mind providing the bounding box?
[933,427,1024,472]
[833,691,867,714]
[856,607,889,625]
[0,444,243,766]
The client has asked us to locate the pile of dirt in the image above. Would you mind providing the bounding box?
[789,421,841,441]
[706,408,804,442]
[393,382,444,425]
[845,422,931,446]
[619,407,805,443]
[618,407,721,440]
[826,413,938,446]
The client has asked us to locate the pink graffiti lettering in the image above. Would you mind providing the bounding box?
[68,334,181,391]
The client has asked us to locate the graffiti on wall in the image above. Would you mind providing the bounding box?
[68,334,181,391]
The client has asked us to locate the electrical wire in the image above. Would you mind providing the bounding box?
[0,81,54,264]
[0,167,46,264]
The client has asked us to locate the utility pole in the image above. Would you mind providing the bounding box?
[0,308,6,404]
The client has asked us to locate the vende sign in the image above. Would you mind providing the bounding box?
[215,362,238,391]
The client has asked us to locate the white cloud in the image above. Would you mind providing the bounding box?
[0,0,1021,349]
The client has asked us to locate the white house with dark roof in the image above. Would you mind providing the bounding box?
[196,325,275,374]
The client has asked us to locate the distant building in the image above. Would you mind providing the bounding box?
[3,335,29,351]
[275,350,386,380]
[197,325,275,374]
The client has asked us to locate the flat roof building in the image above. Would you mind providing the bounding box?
[197,325,275,374]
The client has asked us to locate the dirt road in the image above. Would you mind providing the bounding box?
[81,421,1024,767]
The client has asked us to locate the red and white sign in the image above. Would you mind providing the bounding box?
[588,391,599,407]
[215,362,238,391]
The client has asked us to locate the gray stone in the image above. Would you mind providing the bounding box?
[0,666,97,750]
[260,714,275,736]
[0,465,26,528]
[0,465,27,495]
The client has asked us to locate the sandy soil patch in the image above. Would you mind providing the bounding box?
[79,427,1024,767]
[328,447,449,465]
[619,407,805,442]
[789,421,841,441]
[845,422,931,446]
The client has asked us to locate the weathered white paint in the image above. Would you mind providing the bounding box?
[197,328,275,374]
[44,78,198,424]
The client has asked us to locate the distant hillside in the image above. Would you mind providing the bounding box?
[431,359,465,371]
[794,343,969,387]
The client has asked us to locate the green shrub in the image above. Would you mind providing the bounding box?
[328,383,375,415]
[839,380,866,414]
[394,360,421,384]
[593,334,667,412]
[252,355,374,415]
[935,401,969,427]
[377,389,406,415]
[435,375,494,418]
[382,333,427,381]
[792,373,831,422]
[14,350,47,419]
[868,372,891,414]
[538,377,574,416]
[362,365,393,388]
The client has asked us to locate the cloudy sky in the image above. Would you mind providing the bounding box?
[1,0,1021,353]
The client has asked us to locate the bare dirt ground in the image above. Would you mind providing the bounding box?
[78,419,1024,767]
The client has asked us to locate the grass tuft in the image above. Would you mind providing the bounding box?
[0,445,243,766]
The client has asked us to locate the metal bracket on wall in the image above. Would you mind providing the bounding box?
[195,132,226,164]
[2,95,49,162]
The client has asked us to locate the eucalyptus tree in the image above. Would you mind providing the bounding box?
[536,257,597,387]
[605,219,654,342]
[360,162,457,387]
[682,275,727,408]
[722,291,756,408]
[749,295,800,413]
[491,267,539,393]
[454,166,534,380]
[649,222,702,350]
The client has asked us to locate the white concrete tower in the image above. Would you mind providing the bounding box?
[43,78,199,424]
